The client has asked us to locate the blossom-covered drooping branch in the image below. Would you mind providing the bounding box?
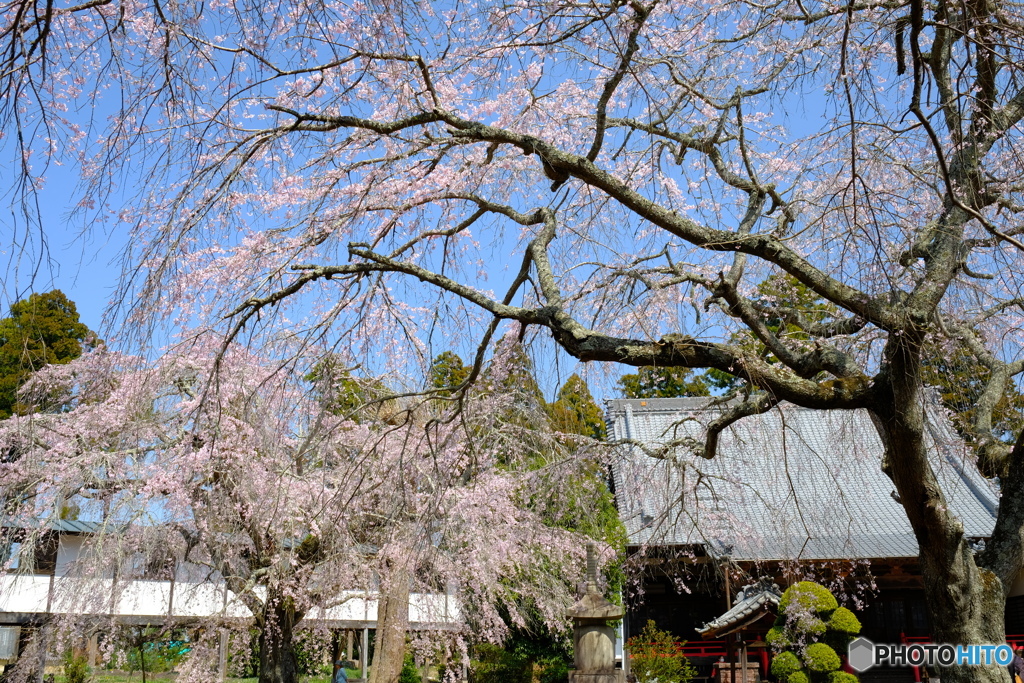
[0,338,604,683]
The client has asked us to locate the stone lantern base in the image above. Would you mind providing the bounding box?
[568,671,625,683]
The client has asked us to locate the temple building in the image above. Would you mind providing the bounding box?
[607,397,1018,683]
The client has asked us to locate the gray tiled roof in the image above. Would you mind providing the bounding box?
[608,398,998,561]
[697,581,782,636]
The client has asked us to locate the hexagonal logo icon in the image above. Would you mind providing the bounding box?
[848,637,875,672]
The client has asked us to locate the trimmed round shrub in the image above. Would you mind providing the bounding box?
[766,625,792,650]
[829,672,860,683]
[828,607,861,635]
[804,643,841,673]
[771,652,803,681]
[790,671,811,683]
[800,616,828,637]
[779,582,839,615]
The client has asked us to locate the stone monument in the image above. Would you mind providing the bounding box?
[566,544,625,683]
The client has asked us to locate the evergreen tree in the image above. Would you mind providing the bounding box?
[428,351,472,395]
[618,366,713,399]
[305,355,394,423]
[0,290,96,419]
[548,374,606,440]
[921,345,1024,477]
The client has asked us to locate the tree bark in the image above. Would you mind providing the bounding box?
[258,589,302,683]
[369,560,411,683]
[875,335,1008,683]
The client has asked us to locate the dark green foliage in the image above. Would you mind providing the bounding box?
[305,355,393,422]
[469,618,572,683]
[63,651,90,683]
[771,582,859,683]
[921,344,1024,476]
[470,643,532,683]
[399,652,420,683]
[0,290,96,418]
[533,372,626,599]
[231,629,262,678]
[547,374,605,439]
[429,351,472,395]
[618,366,711,399]
[626,620,696,683]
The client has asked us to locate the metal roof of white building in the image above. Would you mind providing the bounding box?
[608,398,998,561]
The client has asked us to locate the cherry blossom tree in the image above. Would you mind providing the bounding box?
[0,339,594,683]
[4,1,1024,682]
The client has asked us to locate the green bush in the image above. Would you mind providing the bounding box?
[779,582,838,615]
[802,617,828,636]
[771,582,860,683]
[770,652,803,681]
[626,620,696,683]
[766,626,791,650]
[828,607,861,635]
[804,644,840,673]
[471,643,531,683]
[63,652,90,683]
[537,655,570,683]
[470,639,570,683]
[123,638,189,673]
[399,652,420,683]
[829,672,860,683]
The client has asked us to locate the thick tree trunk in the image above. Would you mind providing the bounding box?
[875,336,1009,683]
[258,590,302,683]
[369,560,411,683]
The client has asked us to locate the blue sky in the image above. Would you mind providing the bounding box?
[1,159,127,337]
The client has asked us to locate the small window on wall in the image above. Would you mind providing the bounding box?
[34,535,58,575]
[2,542,21,570]
[4,542,36,573]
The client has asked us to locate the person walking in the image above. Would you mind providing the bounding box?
[333,660,349,683]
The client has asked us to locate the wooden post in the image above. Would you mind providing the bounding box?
[346,629,354,661]
[728,634,736,683]
[739,639,748,683]
[622,614,630,678]
[35,625,48,683]
[217,629,228,682]
[87,634,99,668]
[361,628,369,680]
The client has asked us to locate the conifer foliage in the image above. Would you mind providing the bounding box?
[0,290,95,418]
